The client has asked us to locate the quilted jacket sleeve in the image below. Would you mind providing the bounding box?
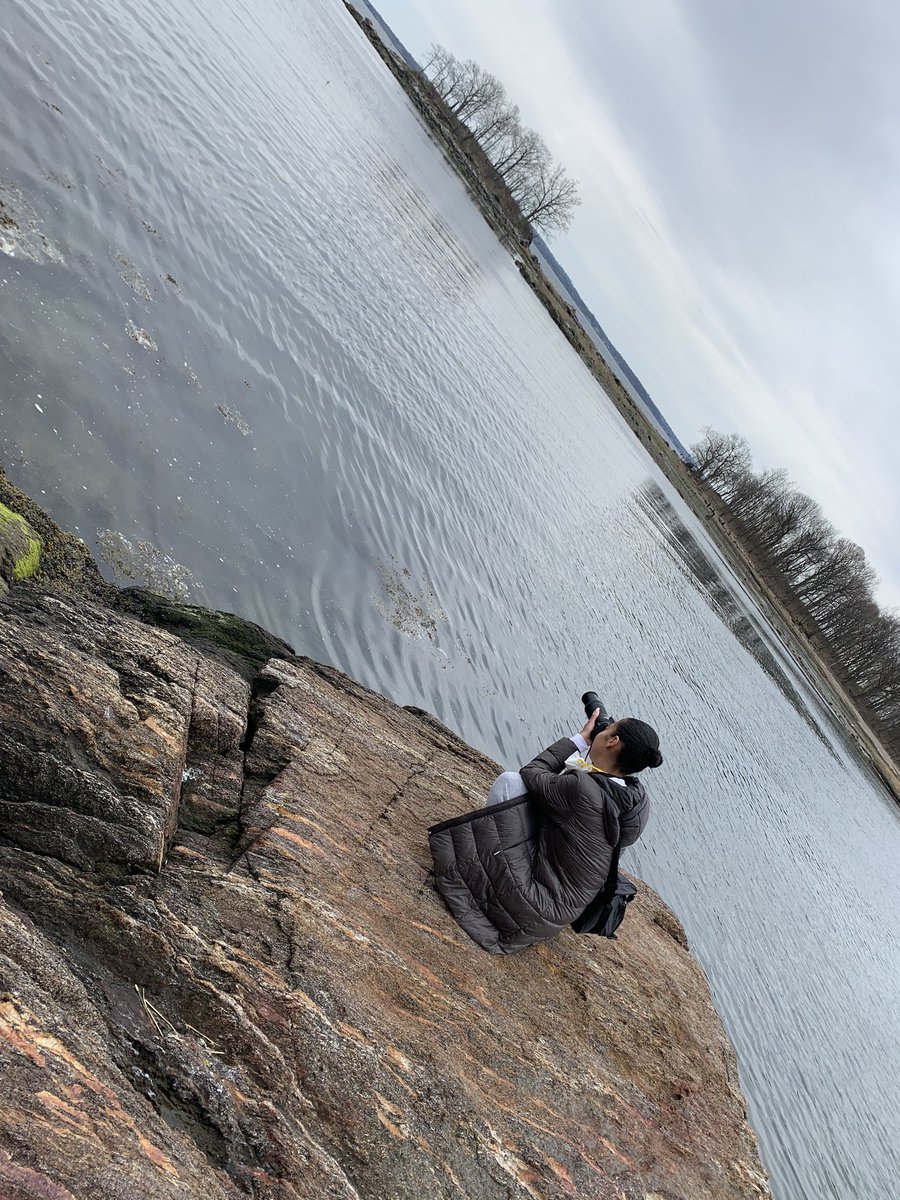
[519,737,581,822]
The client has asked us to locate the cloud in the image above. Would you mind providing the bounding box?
[377,0,900,605]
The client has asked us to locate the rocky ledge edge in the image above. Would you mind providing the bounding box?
[0,472,770,1200]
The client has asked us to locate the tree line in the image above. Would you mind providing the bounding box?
[691,428,900,760]
[421,45,580,237]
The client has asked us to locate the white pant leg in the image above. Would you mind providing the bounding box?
[485,770,527,807]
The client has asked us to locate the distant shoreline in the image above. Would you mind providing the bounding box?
[347,3,900,802]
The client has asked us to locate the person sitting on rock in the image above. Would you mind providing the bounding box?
[428,705,661,955]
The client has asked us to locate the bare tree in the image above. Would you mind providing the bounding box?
[422,45,462,96]
[421,45,580,237]
[488,127,579,234]
[471,100,520,154]
[727,467,790,530]
[519,161,581,234]
[793,538,874,615]
[426,49,505,126]
[686,425,900,760]
[490,124,545,183]
[690,428,753,490]
[768,494,827,575]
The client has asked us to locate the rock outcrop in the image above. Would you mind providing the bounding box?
[0,568,771,1197]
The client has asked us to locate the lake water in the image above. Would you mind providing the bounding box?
[3,1,900,1195]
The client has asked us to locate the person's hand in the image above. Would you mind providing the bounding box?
[578,708,601,745]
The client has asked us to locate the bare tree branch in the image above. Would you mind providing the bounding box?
[520,161,581,234]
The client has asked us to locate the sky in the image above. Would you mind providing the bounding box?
[367,0,900,608]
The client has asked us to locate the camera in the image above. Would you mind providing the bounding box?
[581,691,613,740]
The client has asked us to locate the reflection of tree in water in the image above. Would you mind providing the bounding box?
[636,480,838,755]
[371,158,484,306]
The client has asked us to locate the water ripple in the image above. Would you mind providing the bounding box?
[2,1,900,1196]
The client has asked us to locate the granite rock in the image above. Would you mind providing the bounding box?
[0,585,771,1200]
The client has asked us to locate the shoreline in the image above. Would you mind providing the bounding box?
[347,5,900,803]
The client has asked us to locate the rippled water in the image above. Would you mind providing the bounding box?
[3,1,900,1195]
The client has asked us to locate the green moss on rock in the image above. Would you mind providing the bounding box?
[0,501,42,583]
[0,466,114,599]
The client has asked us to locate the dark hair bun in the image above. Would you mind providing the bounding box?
[615,717,663,774]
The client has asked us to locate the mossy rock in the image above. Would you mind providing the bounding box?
[0,466,114,600]
[0,501,41,588]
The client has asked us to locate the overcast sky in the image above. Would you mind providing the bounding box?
[369,0,900,607]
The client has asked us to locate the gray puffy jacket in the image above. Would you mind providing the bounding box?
[428,737,650,954]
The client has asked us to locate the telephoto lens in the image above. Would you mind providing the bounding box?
[581,691,611,739]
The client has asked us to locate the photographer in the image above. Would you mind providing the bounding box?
[428,698,662,955]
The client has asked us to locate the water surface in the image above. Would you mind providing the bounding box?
[2,2,900,1196]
